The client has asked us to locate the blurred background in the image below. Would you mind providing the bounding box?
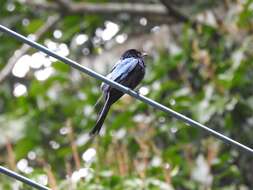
[0,0,253,189]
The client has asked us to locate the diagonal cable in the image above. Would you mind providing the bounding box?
[0,24,252,156]
[0,166,50,190]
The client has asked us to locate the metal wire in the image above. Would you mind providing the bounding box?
[0,166,50,190]
[0,24,253,158]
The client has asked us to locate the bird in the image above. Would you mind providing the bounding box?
[89,49,147,136]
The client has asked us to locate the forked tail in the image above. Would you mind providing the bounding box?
[89,95,111,136]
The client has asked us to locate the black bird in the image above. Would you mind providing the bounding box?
[90,49,146,135]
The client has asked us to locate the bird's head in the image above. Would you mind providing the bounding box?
[121,49,147,59]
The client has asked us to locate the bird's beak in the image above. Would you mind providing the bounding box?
[142,52,148,57]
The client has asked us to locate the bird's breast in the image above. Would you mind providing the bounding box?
[126,62,145,89]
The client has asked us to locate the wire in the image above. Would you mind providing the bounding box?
[0,166,50,190]
[0,24,252,157]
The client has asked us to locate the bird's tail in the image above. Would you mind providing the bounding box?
[89,95,111,136]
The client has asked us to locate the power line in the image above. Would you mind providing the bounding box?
[0,166,50,190]
[0,24,252,157]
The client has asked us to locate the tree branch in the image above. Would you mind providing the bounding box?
[159,0,222,38]
[159,0,196,27]
[0,15,60,83]
[54,0,70,9]
[25,1,167,18]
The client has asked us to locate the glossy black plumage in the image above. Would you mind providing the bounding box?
[90,49,146,135]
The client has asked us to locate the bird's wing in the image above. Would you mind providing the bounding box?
[101,58,138,91]
[107,57,139,82]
